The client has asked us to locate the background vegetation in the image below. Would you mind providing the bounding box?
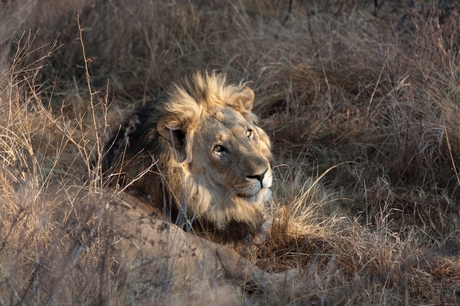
[0,0,459,304]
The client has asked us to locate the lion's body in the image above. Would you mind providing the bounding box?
[106,192,295,304]
[102,72,273,242]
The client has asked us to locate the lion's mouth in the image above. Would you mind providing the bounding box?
[236,187,271,202]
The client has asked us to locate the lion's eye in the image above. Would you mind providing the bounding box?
[246,129,254,138]
[213,145,226,154]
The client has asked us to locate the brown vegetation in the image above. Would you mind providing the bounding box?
[1,0,460,304]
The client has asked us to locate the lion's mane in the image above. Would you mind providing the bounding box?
[102,72,272,242]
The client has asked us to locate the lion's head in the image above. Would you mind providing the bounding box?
[102,72,272,242]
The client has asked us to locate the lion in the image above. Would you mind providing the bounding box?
[102,71,273,243]
[100,73,298,301]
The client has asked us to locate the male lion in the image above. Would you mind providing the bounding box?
[100,72,297,302]
[102,71,273,243]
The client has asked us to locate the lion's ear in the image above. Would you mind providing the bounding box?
[157,116,186,152]
[236,86,255,112]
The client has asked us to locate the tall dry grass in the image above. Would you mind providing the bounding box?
[1,0,460,304]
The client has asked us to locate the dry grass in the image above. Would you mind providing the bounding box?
[1,0,460,304]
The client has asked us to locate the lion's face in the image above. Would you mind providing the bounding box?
[191,106,272,205]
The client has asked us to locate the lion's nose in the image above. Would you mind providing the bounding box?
[246,168,268,186]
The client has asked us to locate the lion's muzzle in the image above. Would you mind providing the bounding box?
[251,167,272,190]
[235,166,272,200]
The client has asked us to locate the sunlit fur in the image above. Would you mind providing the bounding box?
[102,72,272,242]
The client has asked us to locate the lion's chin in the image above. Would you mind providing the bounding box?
[239,188,272,204]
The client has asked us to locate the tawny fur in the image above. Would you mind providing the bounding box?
[102,72,272,242]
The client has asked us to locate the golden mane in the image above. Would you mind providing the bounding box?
[158,72,259,160]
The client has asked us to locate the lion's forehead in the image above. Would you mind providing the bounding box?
[200,107,250,139]
[212,106,248,127]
